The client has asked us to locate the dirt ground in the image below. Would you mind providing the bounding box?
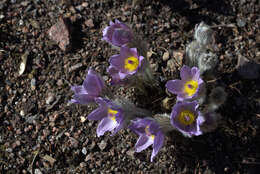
[0,0,260,173]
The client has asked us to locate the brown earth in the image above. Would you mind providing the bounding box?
[0,0,260,173]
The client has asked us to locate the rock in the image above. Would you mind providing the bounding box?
[48,17,72,52]
[34,169,42,174]
[236,17,246,27]
[85,19,94,28]
[98,140,107,150]
[46,93,55,105]
[30,78,36,90]
[82,147,87,155]
[162,51,169,61]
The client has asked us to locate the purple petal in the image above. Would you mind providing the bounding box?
[111,118,125,136]
[166,80,184,94]
[83,69,105,96]
[109,54,125,70]
[88,105,107,121]
[180,65,192,81]
[191,67,200,80]
[107,66,122,85]
[135,135,153,152]
[72,94,95,104]
[71,85,87,94]
[151,131,164,162]
[97,117,117,137]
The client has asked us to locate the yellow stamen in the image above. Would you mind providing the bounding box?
[184,80,198,96]
[108,108,118,122]
[124,56,139,72]
[145,125,155,140]
[178,110,195,125]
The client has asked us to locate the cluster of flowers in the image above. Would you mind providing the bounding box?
[70,20,226,162]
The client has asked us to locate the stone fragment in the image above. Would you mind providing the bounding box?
[85,19,94,28]
[48,17,72,52]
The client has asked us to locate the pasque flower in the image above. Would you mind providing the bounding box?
[129,118,164,162]
[108,46,144,82]
[70,68,105,104]
[88,98,125,137]
[103,20,134,47]
[170,101,204,137]
[166,65,203,101]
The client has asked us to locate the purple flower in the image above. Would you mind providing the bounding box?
[129,118,164,162]
[166,65,203,101]
[108,46,144,82]
[88,98,125,137]
[103,20,134,47]
[170,101,204,137]
[70,68,105,104]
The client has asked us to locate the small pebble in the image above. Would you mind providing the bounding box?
[98,140,107,150]
[34,169,42,174]
[237,18,246,27]
[46,94,55,105]
[82,147,87,155]
[31,78,36,90]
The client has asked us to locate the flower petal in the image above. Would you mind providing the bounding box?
[151,131,164,162]
[135,135,153,152]
[180,65,192,80]
[83,69,105,96]
[166,80,184,94]
[71,85,87,94]
[97,117,117,137]
[88,105,107,121]
[72,94,95,104]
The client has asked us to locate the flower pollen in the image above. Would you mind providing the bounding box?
[124,56,139,72]
[108,108,118,122]
[184,80,198,96]
[178,110,195,126]
[145,125,155,140]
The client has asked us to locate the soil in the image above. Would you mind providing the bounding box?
[0,0,260,173]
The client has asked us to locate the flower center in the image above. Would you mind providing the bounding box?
[178,110,195,126]
[108,108,118,122]
[184,80,199,97]
[124,56,139,72]
[145,125,155,140]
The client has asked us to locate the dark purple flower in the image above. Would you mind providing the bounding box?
[88,98,125,137]
[166,65,203,101]
[170,101,204,137]
[70,68,105,104]
[108,46,144,81]
[129,118,164,162]
[103,20,134,47]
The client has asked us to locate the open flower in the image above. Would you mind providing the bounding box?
[170,101,204,137]
[166,65,203,101]
[88,98,125,137]
[70,68,105,104]
[129,118,164,162]
[102,20,134,47]
[108,46,144,81]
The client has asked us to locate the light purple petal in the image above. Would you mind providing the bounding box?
[180,65,192,80]
[97,117,117,137]
[191,67,200,80]
[166,80,184,94]
[88,106,107,121]
[135,135,153,152]
[72,94,95,104]
[111,118,125,136]
[83,69,105,96]
[109,54,125,70]
[71,85,87,94]
[151,131,164,162]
